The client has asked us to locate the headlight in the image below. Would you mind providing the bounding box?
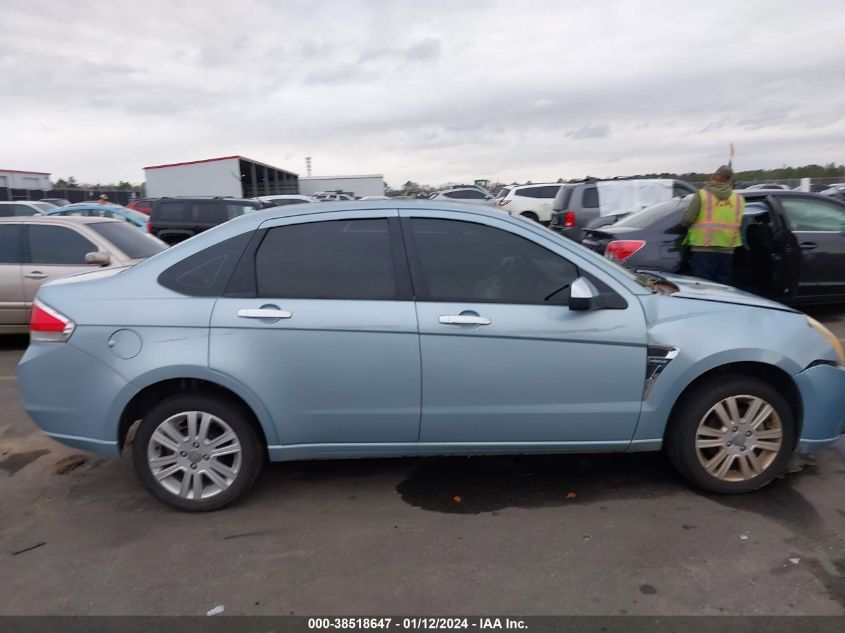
[806,316,845,365]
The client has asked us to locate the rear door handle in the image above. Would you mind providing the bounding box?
[438,315,492,326]
[23,271,48,279]
[800,242,818,251]
[238,308,292,319]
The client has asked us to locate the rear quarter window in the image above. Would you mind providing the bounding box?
[158,231,252,296]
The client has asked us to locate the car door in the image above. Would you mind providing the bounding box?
[21,224,102,313]
[771,196,845,298]
[401,210,648,446]
[0,224,25,327]
[209,211,422,446]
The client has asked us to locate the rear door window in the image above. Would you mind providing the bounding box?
[157,202,188,222]
[27,225,98,264]
[192,203,228,224]
[0,225,23,263]
[255,219,398,300]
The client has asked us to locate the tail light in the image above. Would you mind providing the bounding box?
[605,240,646,262]
[30,300,75,342]
[563,211,575,228]
[498,199,511,206]
[146,220,151,233]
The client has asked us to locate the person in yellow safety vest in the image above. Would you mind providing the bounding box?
[680,165,745,284]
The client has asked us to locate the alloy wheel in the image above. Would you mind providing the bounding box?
[694,395,783,482]
[146,411,242,500]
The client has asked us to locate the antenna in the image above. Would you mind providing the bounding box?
[305,157,312,177]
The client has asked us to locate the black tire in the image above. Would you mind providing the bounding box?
[132,393,264,511]
[665,375,795,494]
[521,211,540,223]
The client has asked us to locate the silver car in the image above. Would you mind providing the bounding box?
[428,187,496,204]
[0,216,167,332]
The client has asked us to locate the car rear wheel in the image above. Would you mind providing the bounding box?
[520,211,540,223]
[132,393,264,511]
[666,375,795,494]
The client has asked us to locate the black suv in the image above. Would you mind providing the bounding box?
[149,197,261,245]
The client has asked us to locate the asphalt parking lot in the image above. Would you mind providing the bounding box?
[0,306,843,616]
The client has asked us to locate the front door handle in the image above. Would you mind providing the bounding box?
[799,242,818,251]
[438,315,492,326]
[238,308,292,319]
[24,271,48,279]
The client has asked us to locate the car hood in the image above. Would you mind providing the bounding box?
[646,272,799,313]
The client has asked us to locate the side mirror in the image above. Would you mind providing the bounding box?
[85,251,111,266]
[569,277,599,311]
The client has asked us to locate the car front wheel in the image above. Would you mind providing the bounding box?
[666,375,795,494]
[132,393,264,511]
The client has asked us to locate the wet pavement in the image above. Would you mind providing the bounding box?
[0,307,843,615]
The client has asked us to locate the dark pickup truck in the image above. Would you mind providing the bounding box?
[148,197,261,245]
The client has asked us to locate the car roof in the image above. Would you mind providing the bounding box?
[507,183,562,190]
[0,200,43,205]
[156,197,258,203]
[227,199,510,223]
[0,215,124,225]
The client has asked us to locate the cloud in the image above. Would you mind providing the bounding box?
[405,38,442,62]
[567,124,610,140]
[0,0,843,186]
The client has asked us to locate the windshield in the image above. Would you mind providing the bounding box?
[89,221,168,259]
[613,196,690,229]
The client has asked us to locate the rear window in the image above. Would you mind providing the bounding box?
[89,221,168,259]
[553,186,574,211]
[614,197,689,229]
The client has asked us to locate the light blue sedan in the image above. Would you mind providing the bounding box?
[44,203,148,230]
[16,202,845,511]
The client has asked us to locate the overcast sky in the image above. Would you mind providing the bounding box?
[2,0,844,187]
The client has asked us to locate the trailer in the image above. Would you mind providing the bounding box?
[143,155,298,198]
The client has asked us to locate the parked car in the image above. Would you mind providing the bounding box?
[17,201,845,511]
[126,197,157,215]
[254,195,315,208]
[314,192,353,201]
[0,201,55,216]
[44,203,149,230]
[359,196,391,201]
[428,187,496,204]
[495,183,562,224]
[0,216,167,333]
[549,179,697,239]
[148,197,261,245]
[743,183,791,191]
[820,185,845,203]
[581,191,845,304]
[40,198,72,207]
